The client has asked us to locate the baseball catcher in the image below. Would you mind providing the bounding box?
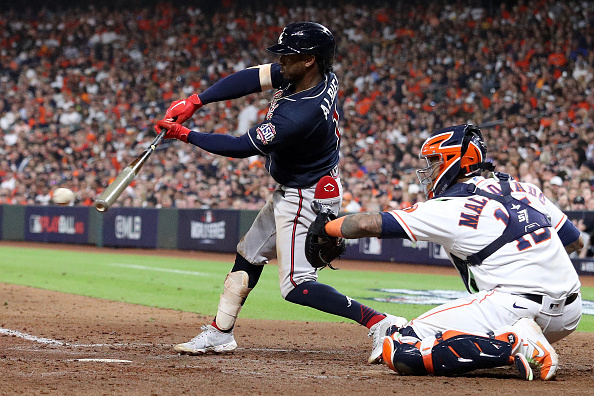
[309,124,583,380]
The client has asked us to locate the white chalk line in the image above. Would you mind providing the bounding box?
[239,347,327,354]
[1,328,342,355]
[1,328,65,346]
[69,358,133,363]
[109,263,208,276]
[0,328,152,348]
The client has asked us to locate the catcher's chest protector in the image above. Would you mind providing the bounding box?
[448,173,552,292]
[465,173,552,265]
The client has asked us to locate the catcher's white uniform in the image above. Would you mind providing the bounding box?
[387,175,581,343]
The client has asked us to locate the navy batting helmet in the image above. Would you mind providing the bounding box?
[267,22,335,74]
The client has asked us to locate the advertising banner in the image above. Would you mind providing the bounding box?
[24,206,88,244]
[573,258,594,276]
[177,209,239,252]
[343,237,452,267]
[102,207,159,248]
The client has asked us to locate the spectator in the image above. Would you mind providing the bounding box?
[0,0,592,218]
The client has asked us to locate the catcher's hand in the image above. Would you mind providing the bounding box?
[305,209,346,270]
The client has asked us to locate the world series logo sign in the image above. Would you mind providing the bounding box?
[177,209,240,252]
[189,211,226,243]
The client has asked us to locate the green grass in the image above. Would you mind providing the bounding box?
[0,245,592,332]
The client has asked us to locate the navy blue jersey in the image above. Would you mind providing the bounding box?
[247,64,341,188]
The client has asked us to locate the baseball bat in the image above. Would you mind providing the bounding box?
[95,129,166,212]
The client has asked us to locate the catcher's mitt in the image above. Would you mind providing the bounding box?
[305,210,346,270]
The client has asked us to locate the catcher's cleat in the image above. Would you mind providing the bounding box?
[514,353,534,381]
[368,314,408,364]
[173,325,237,355]
[512,318,558,380]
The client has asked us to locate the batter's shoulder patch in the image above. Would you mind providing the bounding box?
[256,122,276,145]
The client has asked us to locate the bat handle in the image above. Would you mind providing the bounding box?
[152,128,166,147]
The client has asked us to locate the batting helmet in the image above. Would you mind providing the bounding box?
[416,124,491,199]
[267,22,335,74]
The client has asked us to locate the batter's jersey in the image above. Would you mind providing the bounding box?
[385,176,581,298]
[246,65,340,188]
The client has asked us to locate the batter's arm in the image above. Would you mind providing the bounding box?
[199,64,283,104]
[155,120,261,158]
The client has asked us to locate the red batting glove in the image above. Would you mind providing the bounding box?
[156,119,191,143]
[165,94,203,124]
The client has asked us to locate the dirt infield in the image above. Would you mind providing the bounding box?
[1,243,593,395]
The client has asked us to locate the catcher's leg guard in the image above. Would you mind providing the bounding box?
[382,336,427,375]
[383,327,517,376]
[215,271,252,331]
[428,331,513,376]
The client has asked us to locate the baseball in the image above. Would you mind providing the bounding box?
[53,188,75,205]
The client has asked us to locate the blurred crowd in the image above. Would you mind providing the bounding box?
[1,0,593,224]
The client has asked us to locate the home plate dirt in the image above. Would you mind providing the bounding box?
[0,244,592,395]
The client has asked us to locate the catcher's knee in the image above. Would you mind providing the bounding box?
[384,329,513,376]
[429,332,512,375]
[215,271,252,331]
[384,338,427,375]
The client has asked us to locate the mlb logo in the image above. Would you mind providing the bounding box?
[29,215,42,233]
[256,123,276,145]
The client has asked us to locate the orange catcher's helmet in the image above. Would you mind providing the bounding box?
[416,124,491,199]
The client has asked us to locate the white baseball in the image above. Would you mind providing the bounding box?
[53,188,75,205]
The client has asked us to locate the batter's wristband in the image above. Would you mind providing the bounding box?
[188,93,202,106]
[172,124,190,143]
[325,217,345,238]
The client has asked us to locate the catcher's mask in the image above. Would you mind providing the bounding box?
[416,124,490,199]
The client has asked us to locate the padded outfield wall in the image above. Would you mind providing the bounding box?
[1,204,593,276]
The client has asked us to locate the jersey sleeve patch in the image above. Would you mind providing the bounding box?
[255,123,277,145]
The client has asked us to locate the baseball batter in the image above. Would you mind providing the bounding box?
[156,22,404,362]
[314,124,583,380]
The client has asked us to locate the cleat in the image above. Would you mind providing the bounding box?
[514,353,533,380]
[382,336,397,372]
[174,325,237,355]
[512,318,558,380]
[368,314,408,364]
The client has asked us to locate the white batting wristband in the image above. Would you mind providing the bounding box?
[251,63,273,91]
